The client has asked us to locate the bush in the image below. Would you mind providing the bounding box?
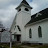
[2,46,6,48]
[0,46,6,48]
[0,46,2,48]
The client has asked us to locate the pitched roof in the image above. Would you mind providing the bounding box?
[16,0,32,9]
[26,8,48,26]
[21,0,29,6]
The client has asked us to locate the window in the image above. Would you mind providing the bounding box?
[25,8,29,11]
[14,26,16,30]
[36,13,42,17]
[18,9,21,12]
[17,25,21,31]
[15,26,16,28]
[29,28,32,38]
[38,26,42,38]
[14,35,16,39]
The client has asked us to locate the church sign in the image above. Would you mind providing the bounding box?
[1,31,10,43]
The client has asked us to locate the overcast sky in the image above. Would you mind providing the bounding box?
[0,0,48,28]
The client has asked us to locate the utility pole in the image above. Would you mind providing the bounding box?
[0,32,1,43]
[10,31,12,48]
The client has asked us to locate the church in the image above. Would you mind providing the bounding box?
[10,0,48,44]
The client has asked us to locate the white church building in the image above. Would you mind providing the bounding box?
[10,0,48,44]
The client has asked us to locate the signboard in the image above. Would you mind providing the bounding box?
[1,31,10,43]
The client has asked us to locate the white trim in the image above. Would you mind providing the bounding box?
[16,3,32,9]
[17,11,31,15]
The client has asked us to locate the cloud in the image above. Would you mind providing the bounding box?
[0,5,17,28]
[0,0,22,28]
[30,0,48,15]
[26,0,32,2]
[0,0,48,28]
[0,0,22,9]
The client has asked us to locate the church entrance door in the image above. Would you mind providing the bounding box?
[16,35,21,42]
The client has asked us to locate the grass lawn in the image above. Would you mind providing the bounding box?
[0,44,48,48]
[38,45,48,48]
[30,44,48,48]
[0,44,24,48]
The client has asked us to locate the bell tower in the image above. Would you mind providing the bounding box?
[16,0,32,26]
[11,0,32,42]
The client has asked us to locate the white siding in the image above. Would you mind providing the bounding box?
[25,20,48,43]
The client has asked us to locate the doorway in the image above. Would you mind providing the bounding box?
[16,35,21,42]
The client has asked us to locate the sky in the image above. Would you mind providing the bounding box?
[0,0,48,29]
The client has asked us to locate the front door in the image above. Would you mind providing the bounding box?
[17,35,21,42]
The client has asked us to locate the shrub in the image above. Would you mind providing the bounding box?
[0,46,2,48]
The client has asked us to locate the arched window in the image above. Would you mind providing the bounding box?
[14,26,16,30]
[18,9,21,12]
[25,8,29,11]
[17,25,21,31]
[29,28,32,38]
[38,26,42,38]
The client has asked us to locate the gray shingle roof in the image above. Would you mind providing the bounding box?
[26,8,48,26]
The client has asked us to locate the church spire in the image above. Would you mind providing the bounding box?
[21,0,29,6]
[16,0,32,9]
[23,0,25,1]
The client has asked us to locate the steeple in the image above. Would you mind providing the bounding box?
[14,0,32,30]
[21,0,29,6]
[16,0,32,9]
